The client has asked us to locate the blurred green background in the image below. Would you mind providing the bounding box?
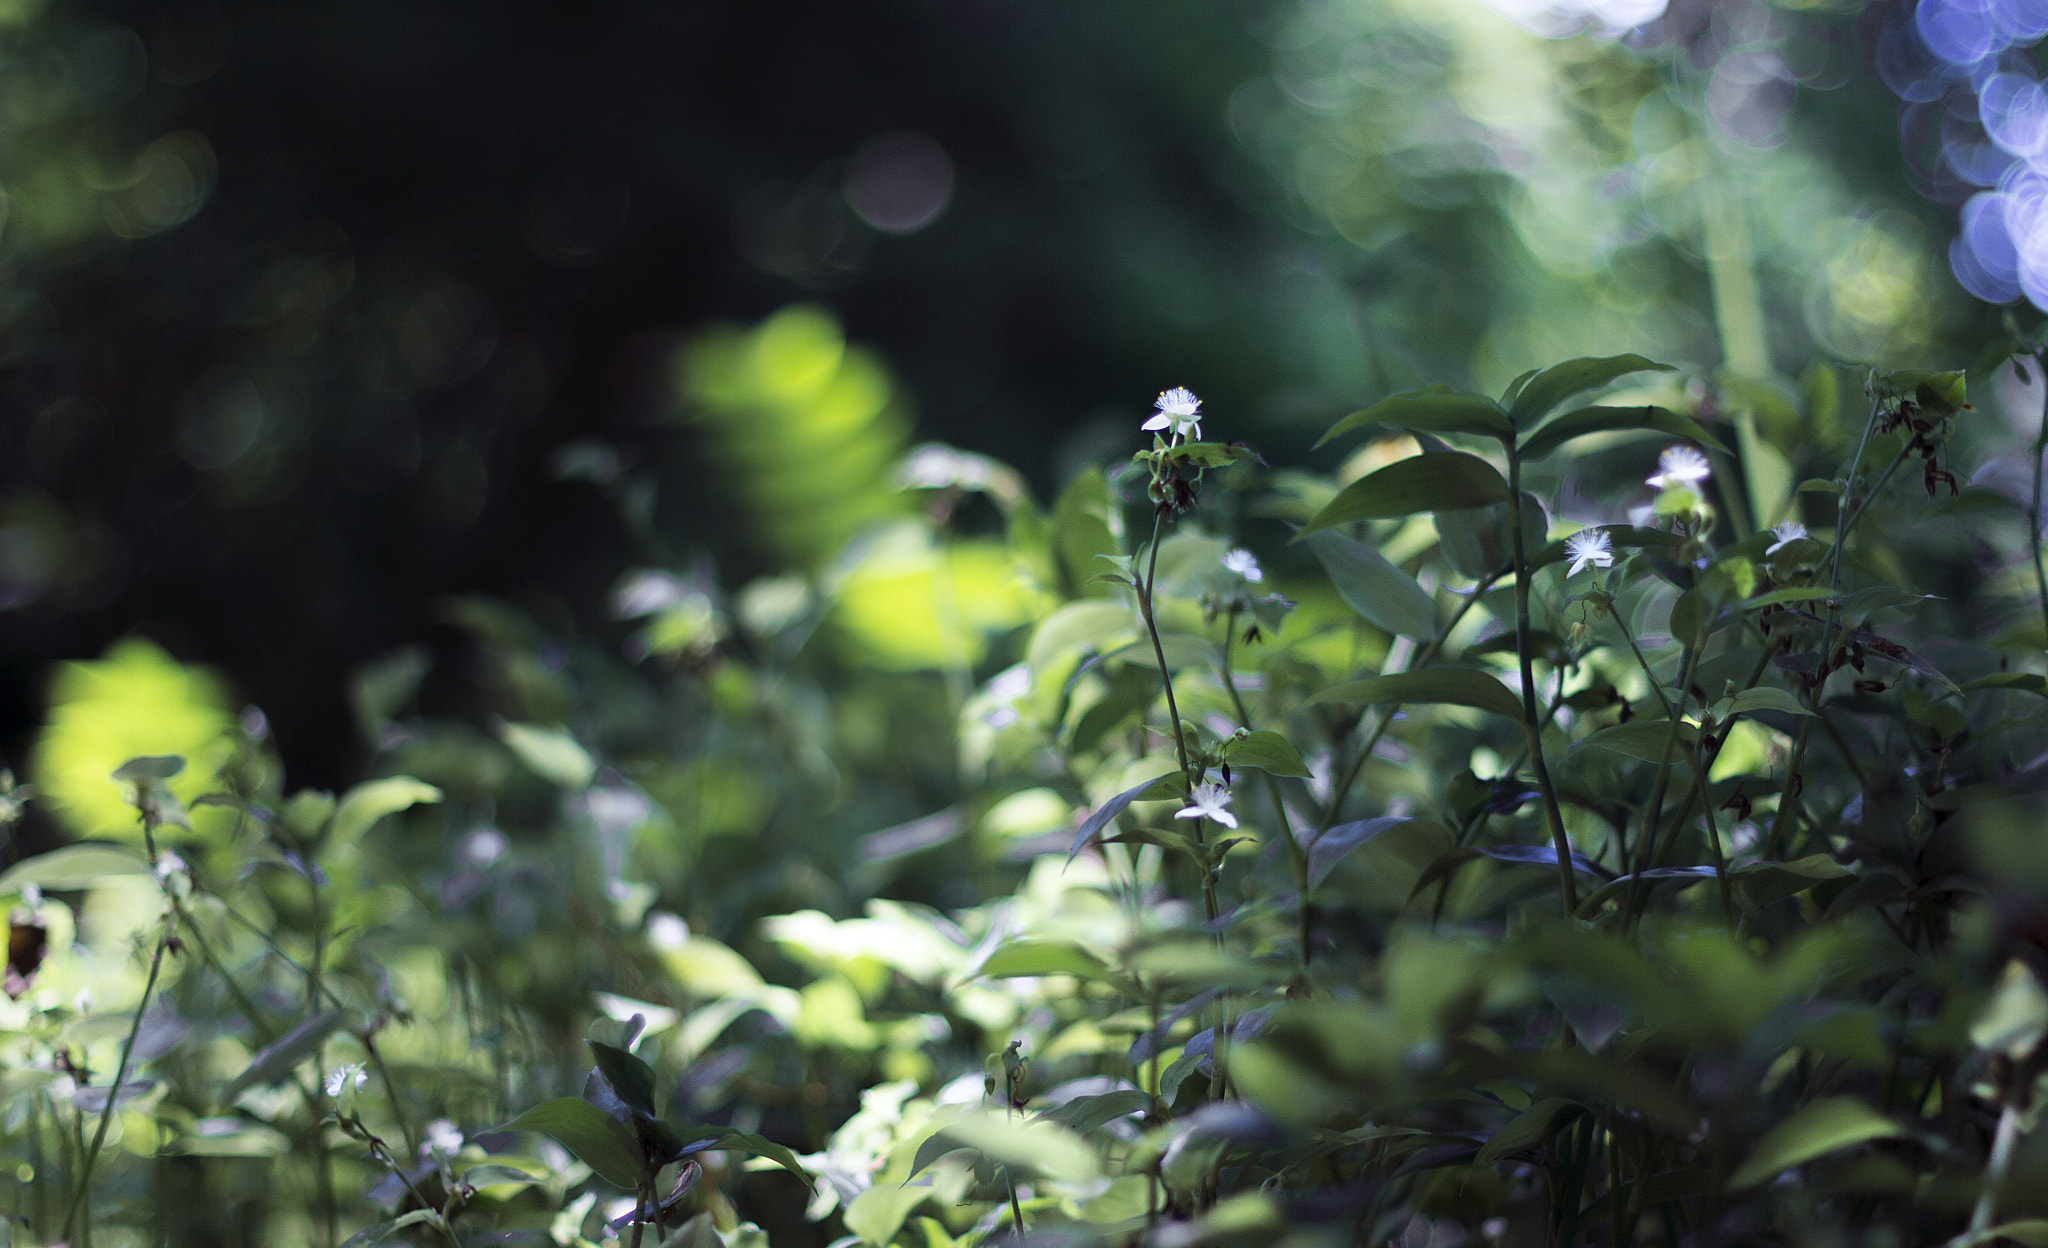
[0,0,2007,839]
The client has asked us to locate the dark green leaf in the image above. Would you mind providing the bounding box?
[1743,586,1836,610]
[1308,669,1522,720]
[1303,529,1438,639]
[715,1131,816,1190]
[1961,673,2048,697]
[1305,816,1419,888]
[1517,405,1728,461]
[1044,1090,1151,1135]
[493,1096,644,1189]
[1316,387,1514,447]
[1474,1097,1584,1166]
[1797,478,1844,494]
[221,1012,348,1104]
[1507,355,1675,428]
[1727,1098,1900,1190]
[979,939,1109,981]
[1574,720,1696,763]
[1296,453,1511,539]
[111,755,185,783]
[1838,587,1928,618]
[1722,687,1813,719]
[338,1211,441,1248]
[587,1041,657,1119]
[1068,769,1181,860]
[1221,730,1312,778]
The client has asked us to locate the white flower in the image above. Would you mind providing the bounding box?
[1175,781,1237,829]
[1646,445,1711,490]
[1142,387,1203,440]
[1564,528,1615,577]
[1765,521,1809,556]
[421,1118,464,1162]
[1222,548,1263,582]
[324,1063,367,1098]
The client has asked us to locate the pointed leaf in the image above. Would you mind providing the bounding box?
[221,1012,348,1104]
[1068,769,1181,860]
[941,1111,1099,1181]
[1574,719,1697,763]
[715,1130,816,1190]
[1727,1097,1900,1190]
[338,1211,442,1248]
[1304,816,1419,887]
[0,845,152,894]
[493,1096,643,1189]
[1296,453,1511,539]
[979,939,1110,981]
[112,755,186,783]
[328,775,443,846]
[1507,355,1675,428]
[1517,405,1728,461]
[587,1041,658,1119]
[1316,387,1514,447]
[1475,1097,1585,1166]
[1304,530,1438,639]
[1724,687,1814,719]
[1221,730,1312,778]
[1309,670,1522,720]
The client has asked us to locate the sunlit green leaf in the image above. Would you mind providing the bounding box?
[940,1111,1099,1181]
[0,844,152,894]
[1727,1097,1901,1190]
[979,939,1109,981]
[716,1131,816,1189]
[498,721,597,789]
[328,775,442,846]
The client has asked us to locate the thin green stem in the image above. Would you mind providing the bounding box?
[2033,349,2048,642]
[62,912,173,1243]
[1506,453,1576,914]
[1679,735,1736,932]
[1137,510,1194,786]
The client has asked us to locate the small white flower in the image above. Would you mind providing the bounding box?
[1564,528,1615,577]
[421,1117,464,1162]
[153,849,188,881]
[1646,445,1711,490]
[1175,781,1238,829]
[1765,521,1809,556]
[1142,387,1203,440]
[1222,548,1263,582]
[324,1063,367,1098]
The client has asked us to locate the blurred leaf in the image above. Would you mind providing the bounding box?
[497,722,596,789]
[327,775,442,847]
[493,1097,643,1189]
[1575,719,1697,762]
[1838,587,1928,618]
[1951,1222,2048,1248]
[1744,586,1837,610]
[979,939,1109,981]
[1507,355,1675,428]
[1309,670,1522,719]
[1221,730,1312,778]
[1517,405,1728,461]
[940,1111,1098,1181]
[1305,816,1420,888]
[1960,673,2048,697]
[221,1012,348,1104]
[715,1131,815,1189]
[1727,1097,1900,1190]
[1297,453,1510,538]
[338,1211,441,1248]
[1722,687,1813,719]
[1303,529,1437,639]
[844,1182,931,1248]
[0,844,152,893]
[1474,1097,1584,1166]
[1316,386,1513,447]
[111,755,185,783]
[1052,467,1118,599]
[1971,960,2048,1060]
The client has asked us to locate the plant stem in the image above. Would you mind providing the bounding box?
[62,912,174,1243]
[1506,453,1576,914]
[1137,510,1194,787]
[1221,622,1311,972]
[2030,349,2048,642]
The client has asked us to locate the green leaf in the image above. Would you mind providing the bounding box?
[1303,529,1438,640]
[1971,960,2048,1060]
[221,1012,349,1104]
[1727,1097,1901,1190]
[493,1096,644,1189]
[111,755,185,783]
[1475,1097,1585,1166]
[1961,672,2048,697]
[1575,720,1697,763]
[1517,405,1728,461]
[1068,769,1180,860]
[587,1041,658,1119]
[1221,730,1313,778]
[1309,669,1522,720]
[1296,453,1511,539]
[1838,586,1928,618]
[1316,387,1514,447]
[844,1183,932,1248]
[498,721,597,789]
[1046,1089,1152,1135]
[1305,816,1422,888]
[941,1111,1099,1181]
[1950,1222,2048,1248]
[338,1211,441,1248]
[1507,355,1675,428]
[0,844,152,894]
[715,1130,816,1189]
[660,1213,725,1248]
[1743,586,1836,610]
[979,939,1110,981]
[327,775,442,847]
[1797,478,1844,494]
[1722,687,1813,719]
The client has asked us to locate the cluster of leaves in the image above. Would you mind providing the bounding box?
[10,332,2048,1248]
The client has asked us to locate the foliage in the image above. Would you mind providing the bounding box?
[10,303,2048,1248]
